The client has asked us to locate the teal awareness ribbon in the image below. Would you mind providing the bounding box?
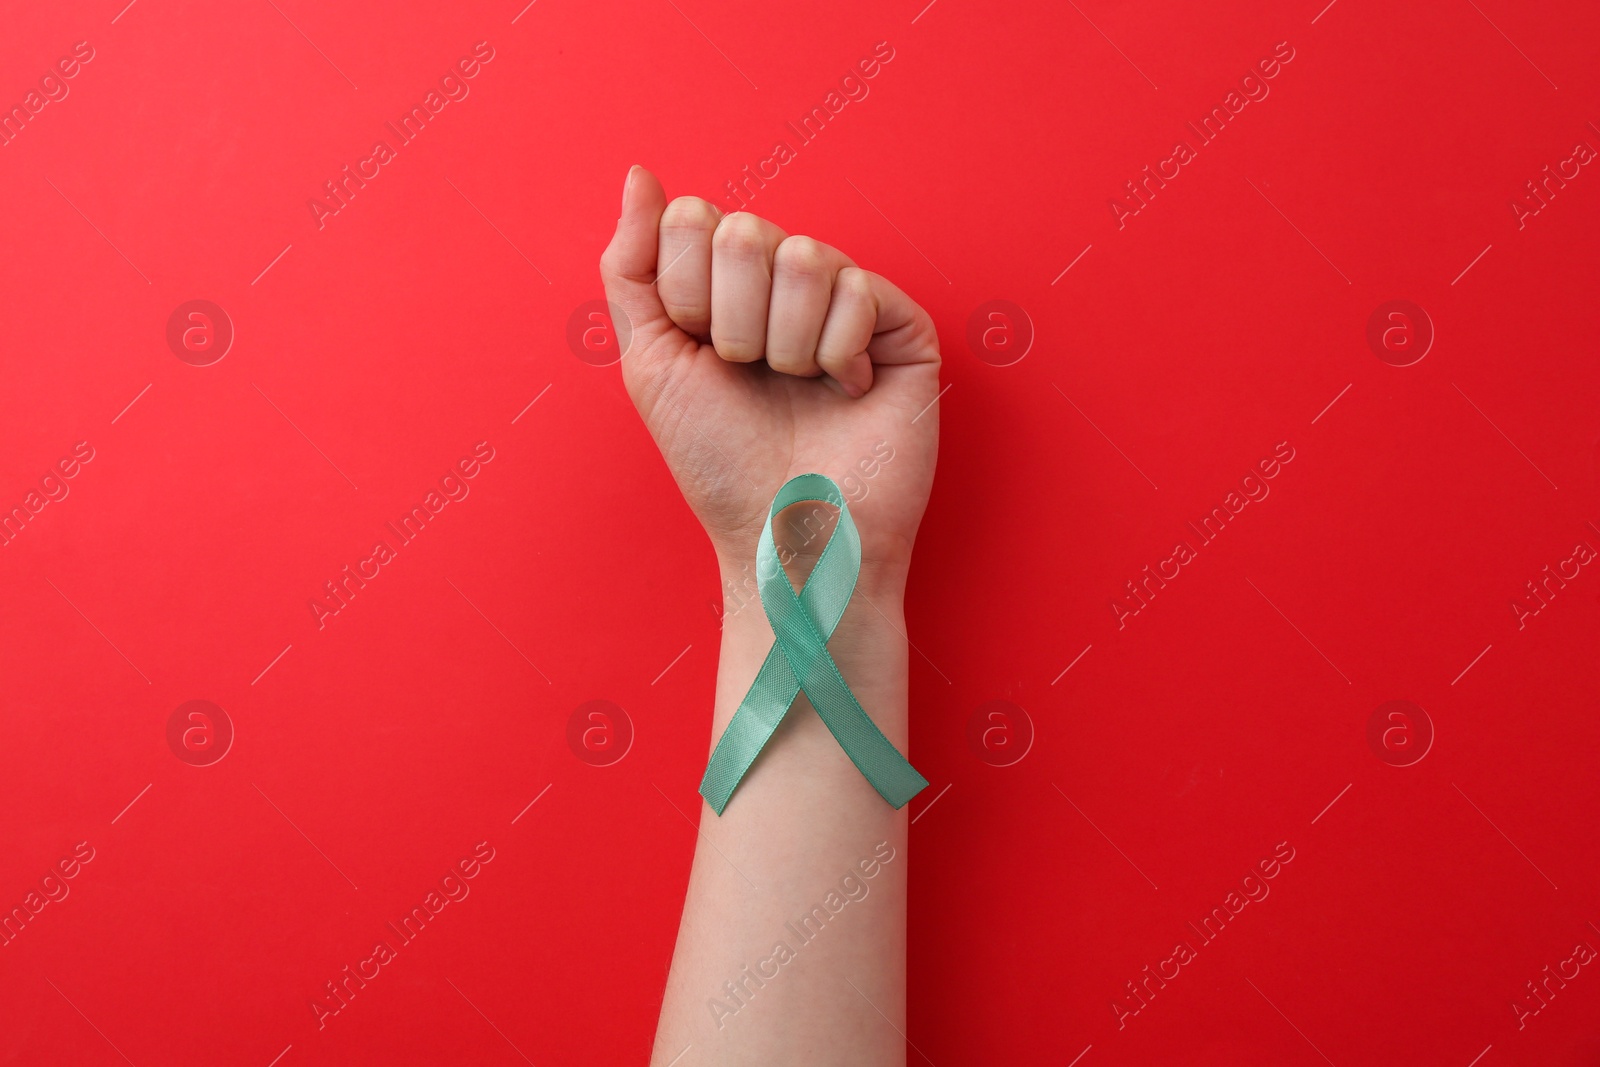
[700,473,929,815]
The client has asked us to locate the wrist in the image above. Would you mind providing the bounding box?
[715,554,906,632]
[715,573,905,648]
[710,557,910,739]
[712,498,913,608]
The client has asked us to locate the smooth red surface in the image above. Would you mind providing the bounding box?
[1,1,1597,1064]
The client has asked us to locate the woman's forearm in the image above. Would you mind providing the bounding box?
[601,163,938,1067]
[649,550,912,1066]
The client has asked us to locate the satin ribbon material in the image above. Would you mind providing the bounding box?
[700,473,929,815]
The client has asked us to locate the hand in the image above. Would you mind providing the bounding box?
[599,165,941,593]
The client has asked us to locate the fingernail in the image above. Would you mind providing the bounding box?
[621,165,640,214]
[823,375,864,399]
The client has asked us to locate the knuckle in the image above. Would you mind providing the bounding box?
[765,333,810,366]
[664,299,709,327]
[661,196,719,235]
[814,343,848,368]
[711,314,762,360]
[815,346,859,378]
[598,243,628,282]
[713,211,770,257]
[774,235,830,281]
[835,266,874,303]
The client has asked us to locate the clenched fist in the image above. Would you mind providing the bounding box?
[599,165,941,592]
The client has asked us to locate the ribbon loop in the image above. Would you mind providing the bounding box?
[699,474,929,814]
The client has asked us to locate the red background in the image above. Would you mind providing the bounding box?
[1,0,1598,1063]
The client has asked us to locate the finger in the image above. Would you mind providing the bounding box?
[766,235,854,378]
[598,165,676,365]
[815,268,876,396]
[656,196,720,338]
[816,268,940,396]
[710,212,787,363]
[859,269,941,367]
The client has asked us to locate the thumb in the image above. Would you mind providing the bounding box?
[598,165,679,368]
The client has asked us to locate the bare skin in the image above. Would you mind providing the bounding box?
[600,165,940,1066]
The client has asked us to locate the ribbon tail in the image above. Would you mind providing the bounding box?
[782,629,929,809]
[698,641,802,814]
